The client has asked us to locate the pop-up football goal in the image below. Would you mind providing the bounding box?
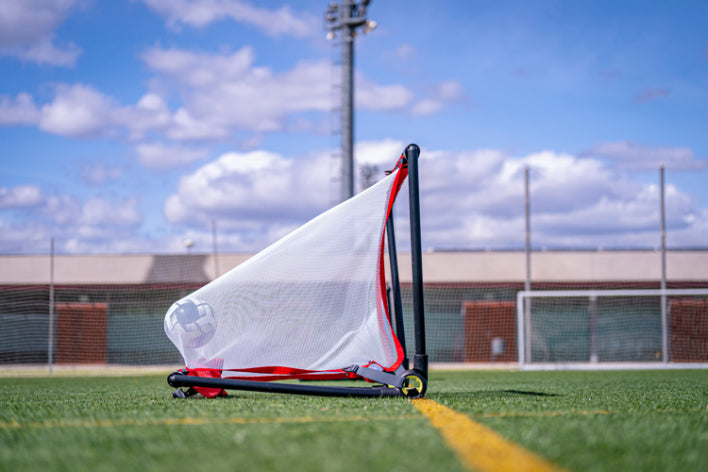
[165,144,427,398]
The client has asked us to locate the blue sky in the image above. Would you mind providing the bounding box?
[0,0,706,254]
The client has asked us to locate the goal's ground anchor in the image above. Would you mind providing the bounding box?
[166,144,428,399]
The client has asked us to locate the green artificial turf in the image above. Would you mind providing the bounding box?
[429,370,708,472]
[1,370,706,472]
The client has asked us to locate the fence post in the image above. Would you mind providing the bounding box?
[524,167,532,363]
[660,166,668,363]
[48,238,55,375]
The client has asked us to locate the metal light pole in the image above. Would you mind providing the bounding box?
[660,166,668,363]
[325,0,377,201]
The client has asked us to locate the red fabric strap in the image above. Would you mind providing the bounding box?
[187,368,227,398]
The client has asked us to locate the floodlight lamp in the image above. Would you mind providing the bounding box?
[326,31,335,40]
[362,19,377,34]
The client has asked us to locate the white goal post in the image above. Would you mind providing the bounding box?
[517,288,708,370]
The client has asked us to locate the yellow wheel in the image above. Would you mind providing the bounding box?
[399,370,427,398]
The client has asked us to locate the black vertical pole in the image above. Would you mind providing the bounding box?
[405,143,427,378]
[340,0,355,201]
[386,214,408,369]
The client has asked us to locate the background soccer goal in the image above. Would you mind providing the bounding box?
[516,288,708,370]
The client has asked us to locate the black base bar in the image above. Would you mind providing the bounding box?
[168,373,403,397]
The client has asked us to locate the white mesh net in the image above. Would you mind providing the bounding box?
[165,166,405,376]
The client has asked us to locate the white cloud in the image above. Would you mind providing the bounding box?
[136,142,210,170]
[3,141,706,254]
[137,0,317,37]
[39,84,116,137]
[36,86,186,141]
[0,0,81,66]
[669,208,708,248]
[434,81,467,101]
[393,44,415,60]
[22,36,81,66]
[164,141,705,253]
[3,44,453,143]
[0,220,48,253]
[140,46,427,138]
[0,93,40,125]
[5,85,173,140]
[356,139,407,168]
[410,99,443,116]
[585,141,707,171]
[356,76,414,111]
[44,194,81,225]
[0,193,144,253]
[163,140,708,253]
[141,46,255,88]
[0,189,143,253]
[373,143,705,251]
[410,81,468,116]
[78,197,141,228]
[80,163,123,185]
[164,149,330,250]
[0,185,44,209]
[115,93,173,140]
[167,108,231,140]
[143,46,333,134]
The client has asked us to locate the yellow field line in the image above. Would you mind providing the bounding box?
[0,414,421,430]
[411,398,568,472]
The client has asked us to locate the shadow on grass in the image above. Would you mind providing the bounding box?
[169,386,560,401]
[432,390,560,401]
[502,390,559,397]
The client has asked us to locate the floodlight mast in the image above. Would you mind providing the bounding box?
[325,0,377,202]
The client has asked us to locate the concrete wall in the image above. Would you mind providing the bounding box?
[2,250,707,285]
